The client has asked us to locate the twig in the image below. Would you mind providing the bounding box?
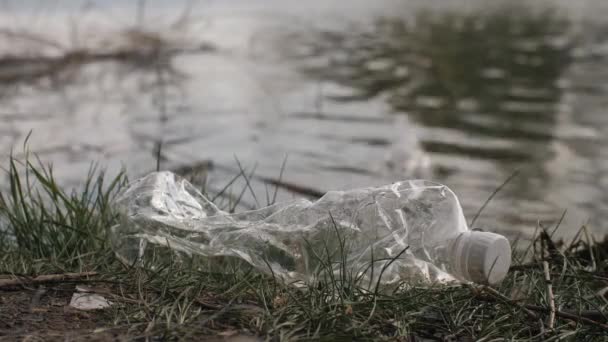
[509,263,540,271]
[540,230,556,330]
[543,260,556,329]
[476,285,608,331]
[0,272,98,288]
[551,272,608,282]
[523,304,608,331]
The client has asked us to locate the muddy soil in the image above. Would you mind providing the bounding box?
[0,284,258,341]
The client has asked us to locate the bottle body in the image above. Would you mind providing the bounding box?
[110,172,509,287]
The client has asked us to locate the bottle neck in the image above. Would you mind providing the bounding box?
[446,232,471,282]
[413,232,469,281]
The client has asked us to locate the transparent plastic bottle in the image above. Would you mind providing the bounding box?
[110,171,511,287]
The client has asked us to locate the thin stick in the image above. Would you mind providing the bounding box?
[470,169,520,227]
[543,260,556,329]
[523,304,608,331]
[0,272,98,288]
[478,285,608,331]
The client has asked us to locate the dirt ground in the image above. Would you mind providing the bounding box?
[0,284,259,342]
[0,284,119,341]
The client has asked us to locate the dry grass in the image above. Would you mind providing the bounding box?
[1,153,608,341]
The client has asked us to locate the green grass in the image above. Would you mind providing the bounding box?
[1,154,608,341]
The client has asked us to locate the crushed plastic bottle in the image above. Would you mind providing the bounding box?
[110,171,511,288]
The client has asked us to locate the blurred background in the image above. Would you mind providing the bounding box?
[1,0,607,242]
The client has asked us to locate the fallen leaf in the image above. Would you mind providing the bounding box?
[345,305,353,316]
[69,293,112,310]
[272,295,287,308]
[218,330,238,337]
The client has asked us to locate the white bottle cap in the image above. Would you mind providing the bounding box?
[451,231,511,284]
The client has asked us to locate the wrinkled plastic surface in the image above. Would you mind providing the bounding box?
[110,171,471,287]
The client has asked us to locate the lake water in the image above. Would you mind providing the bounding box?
[1,0,608,241]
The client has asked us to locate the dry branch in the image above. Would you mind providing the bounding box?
[0,271,98,288]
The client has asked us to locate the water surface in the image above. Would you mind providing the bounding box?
[1,0,608,241]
